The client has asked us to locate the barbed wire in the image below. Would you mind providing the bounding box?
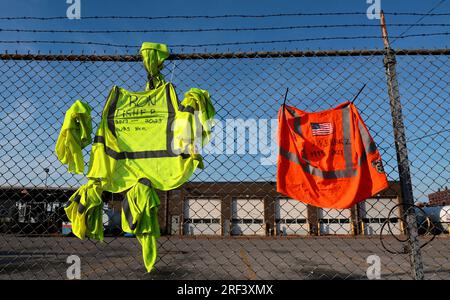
[391,0,448,45]
[0,32,449,49]
[0,23,449,34]
[407,129,450,143]
[0,12,449,21]
[0,40,135,48]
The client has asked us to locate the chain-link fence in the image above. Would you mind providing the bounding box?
[0,48,448,280]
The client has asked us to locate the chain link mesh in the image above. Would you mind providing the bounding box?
[0,49,448,279]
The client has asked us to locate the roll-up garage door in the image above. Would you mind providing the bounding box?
[359,198,402,235]
[319,208,352,235]
[231,199,265,236]
[183,199,221,235]
[275,198,309,235]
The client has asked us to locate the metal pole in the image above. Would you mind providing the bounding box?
[380,10,424,280]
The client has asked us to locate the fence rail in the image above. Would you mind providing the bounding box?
[1,48,450,62]
[0,48,448,279]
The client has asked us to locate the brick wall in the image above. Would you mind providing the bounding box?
[428,188,450,206]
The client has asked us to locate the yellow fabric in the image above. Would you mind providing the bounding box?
[180,88,216,147]
[62,42,214,274]
[140,42,170,90]
[87,82,215,193]
[64,182,104,241]
[121,179,160,272]
[55,100,92,174]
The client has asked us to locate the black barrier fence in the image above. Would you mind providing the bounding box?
[0,49,448,279]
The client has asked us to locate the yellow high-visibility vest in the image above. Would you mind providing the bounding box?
[87,44,215,192]
[62,42,214,273]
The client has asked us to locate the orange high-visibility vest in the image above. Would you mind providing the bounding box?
[277,102,388,209]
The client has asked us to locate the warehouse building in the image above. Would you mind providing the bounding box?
[0,187,73,233]
[158,181,402,236]
[359,198,403,235]
[0,181,402,236]
[428,187,450,207]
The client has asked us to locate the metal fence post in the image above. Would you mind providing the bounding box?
[380,11,424,280]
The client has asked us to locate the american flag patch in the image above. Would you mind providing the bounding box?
[311,122,333,136]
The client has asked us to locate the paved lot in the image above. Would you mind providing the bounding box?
[0,235,449,280]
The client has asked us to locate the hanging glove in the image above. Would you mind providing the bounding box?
[64,181,104,241]
[55,100,92,174]
[121,178,161,272]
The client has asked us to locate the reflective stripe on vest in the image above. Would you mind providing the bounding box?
[277,102,388,209]
[279,104,379,179]
[121,178,155,230]
[93,83,191,160]
[87,81,211,193]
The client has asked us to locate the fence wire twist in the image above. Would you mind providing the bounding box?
[0,49,448,279]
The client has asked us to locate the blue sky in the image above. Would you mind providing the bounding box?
[0,0,448,53]
[0,0,448,203]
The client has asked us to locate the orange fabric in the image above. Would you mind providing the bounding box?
[277,102,388,209]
